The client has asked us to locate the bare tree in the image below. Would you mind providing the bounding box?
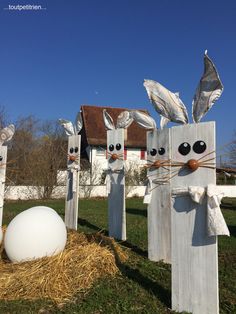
[7,117,67,199]
[124,161,146,197]
[29,120,67,199]
[0,105,8,129]
[6,115,39,185]
[79,161,102,198]
[228,131,236,168]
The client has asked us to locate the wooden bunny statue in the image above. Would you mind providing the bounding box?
[170,52,229,314]
[0,124,15,227]
[59,113,83,230]
[131,110,171,263]
[144,51,230,314]
[103,109,133,241]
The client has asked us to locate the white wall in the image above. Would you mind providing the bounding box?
[220,186,236,197]
[4,185,236,201]
[5,185,146,200]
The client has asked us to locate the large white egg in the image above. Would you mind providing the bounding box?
[4,206,67,262]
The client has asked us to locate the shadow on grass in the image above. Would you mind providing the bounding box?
[126,208,147,217]
[78,218,108,236]
[78,218,148,258]
[221,205,236,210]
[120,240,148,258]
[78,219,171,309]
[119,264,171,309]
[109,241,171,309]
[87,232,171,309]
[228,225,236,237]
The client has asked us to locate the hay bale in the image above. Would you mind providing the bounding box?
[0,229,127,304]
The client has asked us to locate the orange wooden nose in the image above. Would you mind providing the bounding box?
[111,153,118,160]
[153,160,161,169]
[69,155,76,161]
[187,159,199,171]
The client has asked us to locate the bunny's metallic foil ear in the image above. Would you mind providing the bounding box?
[103,109,115,130]
[75,111,83,134]
[192,51,224,123]
[59,119,75,136]
[143,79,188,125]
[160,116,169,129]
[131,110,156,130]
[116,111,133,129]
[0,124,15,145]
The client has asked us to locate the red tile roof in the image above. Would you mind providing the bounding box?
[81,105,148,148]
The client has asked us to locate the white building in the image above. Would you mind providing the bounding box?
[80,105,148,178]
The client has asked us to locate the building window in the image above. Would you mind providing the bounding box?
[140,149,146,160]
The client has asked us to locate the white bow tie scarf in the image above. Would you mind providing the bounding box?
[172,184,230,237]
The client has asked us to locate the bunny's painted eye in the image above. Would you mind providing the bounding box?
[178,142,191,156]
[109,144,114,151]
[0,156,2,161]
[74,147,79,153]
[150,148,157,156]
[116,143,122,151]
[70,148,74,154]
[193,141,206,154]
[158,147,165,155]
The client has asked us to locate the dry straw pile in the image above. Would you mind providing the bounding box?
[0,229,127,304]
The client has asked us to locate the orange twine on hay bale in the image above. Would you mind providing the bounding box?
[0,229,127,304]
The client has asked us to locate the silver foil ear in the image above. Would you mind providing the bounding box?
[103,109,115,130]
[116,111,133,129]
[0,124,15,145]
[59,119,75,136]
[160,116,169,129]
[143,79,188,127]
[75,112,83,134]
[131,110,156,130]
[192,51,223,123]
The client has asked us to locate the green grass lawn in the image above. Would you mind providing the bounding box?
[0,198,235,314]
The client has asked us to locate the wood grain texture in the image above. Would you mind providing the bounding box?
[170,122,218,314]
[0,147,7,227]
[107,129,126,240]
[108,171,126,240]
[147,129,171,263]
[65,135,81,230]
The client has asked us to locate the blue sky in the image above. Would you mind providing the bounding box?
[0,0,235,149]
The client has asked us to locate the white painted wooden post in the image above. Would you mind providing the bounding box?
[107,128,126,240]
[170,122,219,314]
[103,110,133,241]
[0,124,15,227]
[59,113,83,230]
[146,128,171,263]
[141,51,230,314]
[0,147,7,227]
[131,111,171,262]
[65,135,81,230]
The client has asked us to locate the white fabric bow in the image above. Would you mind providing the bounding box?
[68,164,80,193]
[143,178,169,204]
[105,173,111,194]
[0,180,4,207]
[172,184,230,237]
[143,177,153,204]
[206,184,229,237]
